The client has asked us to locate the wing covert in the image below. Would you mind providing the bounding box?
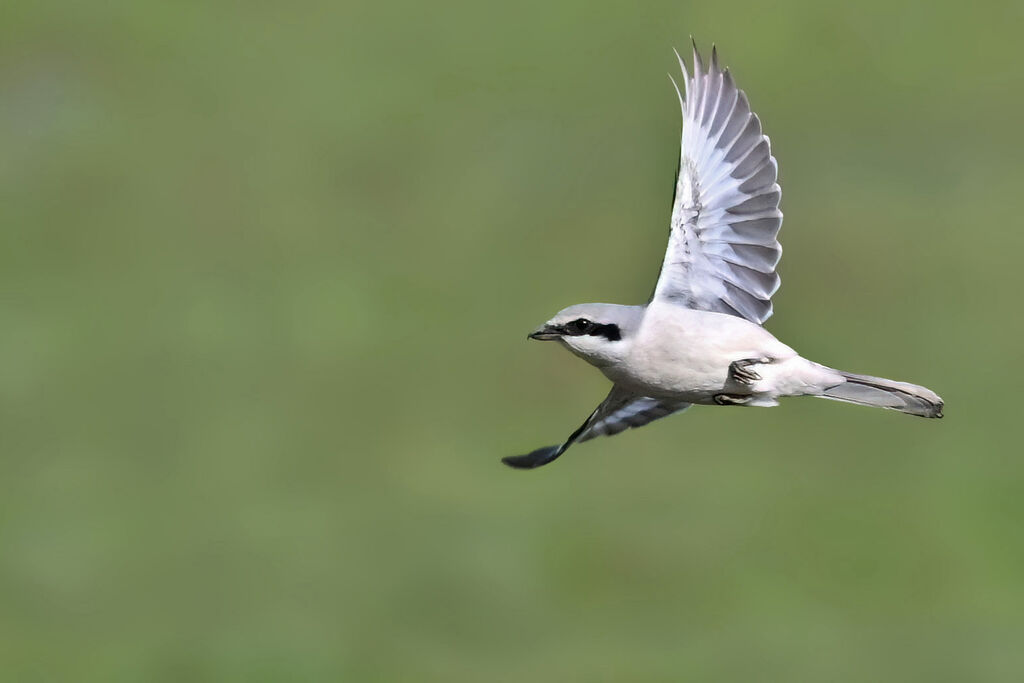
[576,393,690,443]
[652,43,783,325]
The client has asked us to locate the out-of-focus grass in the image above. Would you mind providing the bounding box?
[1,0,1022,680]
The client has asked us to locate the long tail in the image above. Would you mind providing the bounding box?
[818,369,943,418]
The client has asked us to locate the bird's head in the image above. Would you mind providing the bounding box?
[528,303,643,369]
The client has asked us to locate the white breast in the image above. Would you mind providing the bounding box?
[614,303,797,401]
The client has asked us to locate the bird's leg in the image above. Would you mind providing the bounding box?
[713,393,753,406]
[728,357,771,385]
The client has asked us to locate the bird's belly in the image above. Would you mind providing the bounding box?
[602,341,732,403]
[605,308,798,404]
[609,354,728,402]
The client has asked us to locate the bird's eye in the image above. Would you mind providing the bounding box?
[566,318,593,335]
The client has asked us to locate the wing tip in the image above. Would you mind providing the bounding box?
[691,37,704,74]
[501,445,562,470]
[672,46,690,97]
[668,73,685,114]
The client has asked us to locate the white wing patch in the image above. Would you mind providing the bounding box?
[652,44,783,325]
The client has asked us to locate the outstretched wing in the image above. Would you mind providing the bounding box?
[502,386,691,470]
[652,43,783,325]
[575,394,688,443]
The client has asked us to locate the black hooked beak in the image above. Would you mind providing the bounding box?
[527,324,563,341]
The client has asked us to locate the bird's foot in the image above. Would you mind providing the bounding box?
[728,357,771,385]
[714,393,753,406]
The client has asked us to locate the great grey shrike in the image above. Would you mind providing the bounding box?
[503,43,943,470]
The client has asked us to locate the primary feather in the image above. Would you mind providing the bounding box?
[653,42,783,324]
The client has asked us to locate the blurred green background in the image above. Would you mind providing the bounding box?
[2,0,1022,680]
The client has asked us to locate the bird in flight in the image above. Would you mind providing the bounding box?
[503,42,943,470]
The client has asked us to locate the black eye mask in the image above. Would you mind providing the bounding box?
[563,318,621,341]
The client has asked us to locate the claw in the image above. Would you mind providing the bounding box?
[729,358,769,385]
[714,394,752,406]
